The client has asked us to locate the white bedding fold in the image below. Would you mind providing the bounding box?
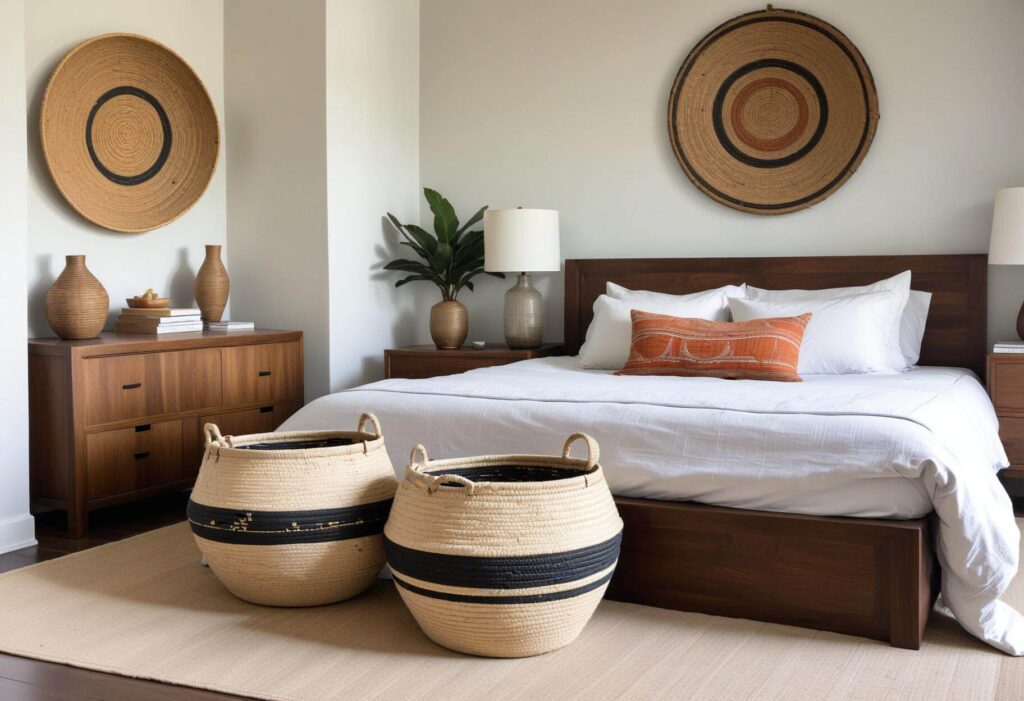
[281,357,1023,654]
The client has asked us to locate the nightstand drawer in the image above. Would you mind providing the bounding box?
[998,416,1024,464]
[222,342,303,405]
[86,420,183,499]
[387,354,514,379]
[990,359,1024,412]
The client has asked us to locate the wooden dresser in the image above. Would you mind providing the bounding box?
[988,353,1024,484]
[29,330,303,536]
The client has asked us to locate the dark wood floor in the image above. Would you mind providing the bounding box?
[0,493,243,700]
[2,493,1023,701]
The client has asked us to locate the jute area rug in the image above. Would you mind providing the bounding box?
[0,522,1021,700]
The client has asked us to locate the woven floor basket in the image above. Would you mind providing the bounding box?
[187,413,397,607]
[384,433,623,657]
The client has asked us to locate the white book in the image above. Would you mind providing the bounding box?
[115,322,204,335]
[205,320,255,331]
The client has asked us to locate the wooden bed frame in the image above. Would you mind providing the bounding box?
[564,254,988,649]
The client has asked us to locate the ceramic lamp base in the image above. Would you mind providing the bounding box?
[504,273,543,349]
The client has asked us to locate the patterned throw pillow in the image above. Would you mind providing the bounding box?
[616,310,811,382]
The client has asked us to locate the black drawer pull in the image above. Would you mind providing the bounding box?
[133,451,150,460]
[258,371,272,377]
[259,406,274,414]
[122,382,142,390]
[135,424,151,433]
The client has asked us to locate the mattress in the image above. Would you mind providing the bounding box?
[281,357,1024,655]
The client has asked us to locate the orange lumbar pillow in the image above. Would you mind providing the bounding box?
[616,310,811,382]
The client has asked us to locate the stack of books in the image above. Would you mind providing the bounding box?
[993,341,1024,354]
[206,320,256,333]
[115,308,203,334]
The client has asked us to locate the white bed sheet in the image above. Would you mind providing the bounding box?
[280,357,1023,654]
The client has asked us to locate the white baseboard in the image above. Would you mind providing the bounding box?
[0,513,36,555]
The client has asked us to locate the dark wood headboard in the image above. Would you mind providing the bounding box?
[564,255,987,377]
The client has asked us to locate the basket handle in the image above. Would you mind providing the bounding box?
[426,474,476,496]
[204,423,226,448]
[562,433,599,468]
[357,412,382,439]
[408,444,430,471]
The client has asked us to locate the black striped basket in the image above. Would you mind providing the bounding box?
[187,413,397,606]
[383,433,623,657]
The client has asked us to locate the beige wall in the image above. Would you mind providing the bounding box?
[224,0,330,401]
[0,0,34,553]
[325,0,420,390]
[420,0,1024,346]
[24,0,227,338]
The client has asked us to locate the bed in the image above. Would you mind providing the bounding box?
[282,254,1024,654]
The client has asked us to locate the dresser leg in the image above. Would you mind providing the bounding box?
[67,504,88,538]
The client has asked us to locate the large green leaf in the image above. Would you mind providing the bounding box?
[424,188,458,242]
[402,224,438,256]
[383,259,434,274]
[395,274,434,288]
[455,205,487,238]
[429,241,452,273]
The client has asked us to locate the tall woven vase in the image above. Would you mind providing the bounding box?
[194,244,229,322]
[45,255,109,340]
[384,433,624,657]
[187,413,398,607]
[429,299,468,349]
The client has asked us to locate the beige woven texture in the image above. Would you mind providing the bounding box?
[190,413,397,607]
[429,300,469,349]
[40,33,219,233]
[668,8,878,214]
[385,434,624,657]
[194,244,230,322]
[45,254,109,339]
[0,522,1021,700]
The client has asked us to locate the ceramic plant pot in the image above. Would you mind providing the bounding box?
[46,255,109,340]
[430,300,468,350]
[194,244,229,322]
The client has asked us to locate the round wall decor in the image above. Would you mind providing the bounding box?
[40,34,219,233]
[667,7,878,215]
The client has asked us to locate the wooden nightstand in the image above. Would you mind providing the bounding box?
[987,353,1024,483]
[29,329,304,536]
[384,343,564,379]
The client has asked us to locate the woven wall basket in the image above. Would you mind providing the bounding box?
[187,414,397,607]
[384,434,624,658]
[668,7,879,214]
[40,33,219,233]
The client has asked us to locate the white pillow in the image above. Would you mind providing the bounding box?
[745,271,928,367]
[729,292,908,375]
[606,281,747,308]
[579,289,735,370]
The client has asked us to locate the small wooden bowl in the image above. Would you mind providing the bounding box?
[126,297,172,309]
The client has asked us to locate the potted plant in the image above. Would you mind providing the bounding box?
[385,188,504,349]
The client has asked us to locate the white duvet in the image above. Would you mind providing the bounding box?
[281,357,1024,654]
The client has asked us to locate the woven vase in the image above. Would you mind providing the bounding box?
[188,413,398,607]
[429,299,468,349]
[384,433,624,657]
[194,244,229,322]
[45,255,109,340]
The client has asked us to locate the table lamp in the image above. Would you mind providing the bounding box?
[484,208,560,349]
[990,187,1024,339]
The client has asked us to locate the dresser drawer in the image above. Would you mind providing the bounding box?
[83,355,147,425]
[201,401,303,442]
[86,419,183,499]
[83,349,222,426]
[222,342,302,405]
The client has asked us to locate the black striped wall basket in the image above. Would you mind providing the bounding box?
[187,414,397,607]
[384,433,624,657]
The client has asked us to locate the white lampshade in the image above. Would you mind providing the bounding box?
[989,188,1024,265]
[484,208,560,272]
